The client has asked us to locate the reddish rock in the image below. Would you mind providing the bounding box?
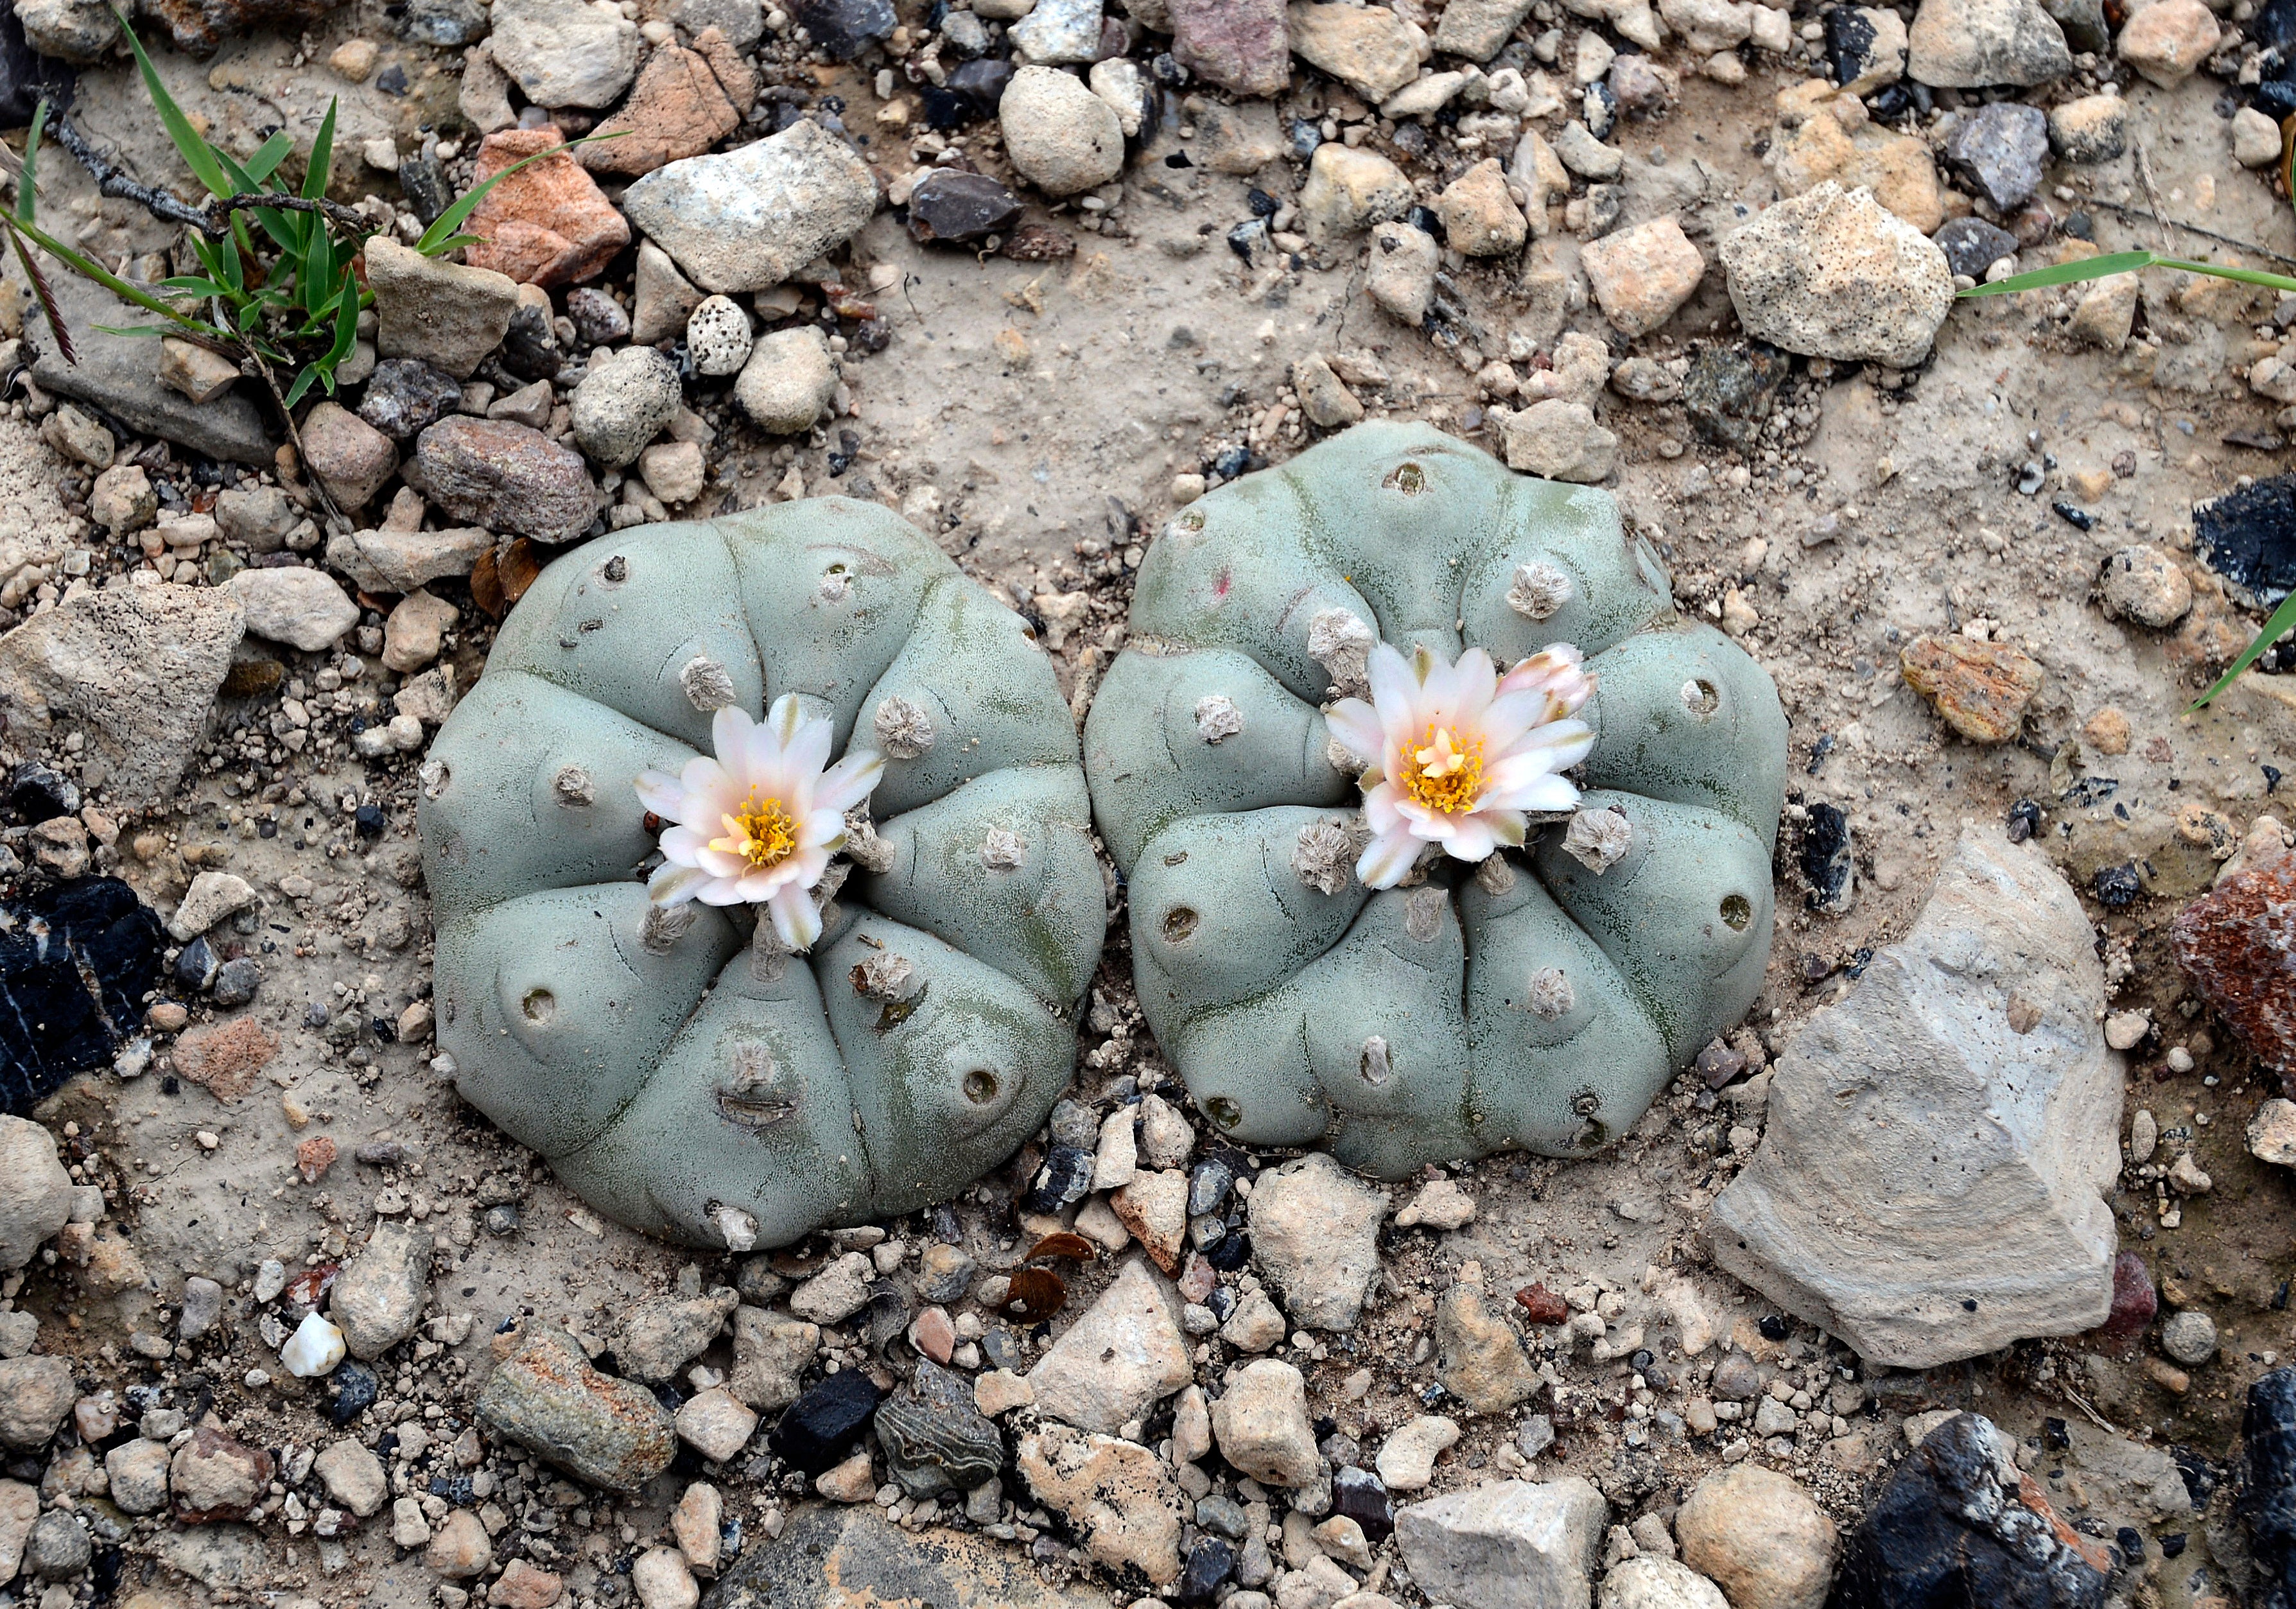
[581,30,755,177]
[413,417,602,545]
[171,1426,273,1519]
[1899,634,2042,744]
[489,1557,566,1608]
[1169,0,1289,96]
[464,128,631,286]
[2173,823,2296,1092]
[297,1135,339,1184]
[2082,1249,2155,1358]
[144,0,332,55]
[1514,1283,1569,1325]
[171,1017,279,1100]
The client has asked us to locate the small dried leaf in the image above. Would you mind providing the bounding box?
[285,1264,338,1312]
[498,537,543,607]
[469,547,504,618]
[999,1266,1066,1321]
[1025,1231,1096,1264]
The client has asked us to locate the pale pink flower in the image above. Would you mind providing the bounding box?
[634,697,883,950]
[1325,642,1597,889]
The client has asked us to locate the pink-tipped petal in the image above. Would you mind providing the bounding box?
[711,703,755,761]
[1355,826,1419,889]
[1361,780,1407,835]
[767,882,821,950]
[1367,643,1420,741]
[1443,814,1501,862]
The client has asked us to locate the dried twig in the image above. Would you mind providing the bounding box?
[49,110,366,238]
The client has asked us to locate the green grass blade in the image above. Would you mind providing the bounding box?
[2191,589,2296,708]
[240,129,291,186]
[114,8,235,200]
[2146,254,2296,293]
[6,211,230,342]
[304,98,337,201]
[161,274,232,297]
[1956,250,2159,298]
[17,100,44,225]
[89,322,168,337]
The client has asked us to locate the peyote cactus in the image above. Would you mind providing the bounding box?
[419,500,1106,1249]
[1084,422,1786,1176]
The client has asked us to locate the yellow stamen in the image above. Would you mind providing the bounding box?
[1402,722,1484,815]
[709,792,797,871]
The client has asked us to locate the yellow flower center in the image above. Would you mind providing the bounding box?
[711,793,797,871]
[1402,723,1484,815]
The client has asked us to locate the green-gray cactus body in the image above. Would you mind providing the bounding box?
[1084,422,1785,1170]
[421,500,1106,1248]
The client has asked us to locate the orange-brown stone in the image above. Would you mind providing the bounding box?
[580,30,755,178]
[2173,821,2296,1092]
[1899,634,2042,744]
[171,1016,279,1100]
[464,128,631,287]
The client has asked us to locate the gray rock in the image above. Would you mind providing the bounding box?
[1434,0,1536,60]
[330,1221,432,1360]
[1027,1257,1193,1434]
[1210,1359,1321,1486]
[912,1244,975,1304]
[215,485,299,551]
[229,566,361,654]
[1943,101,2048,211]
[1011,0,1101,61]
[1710,830,2123,1369]
[728,1306,819,1410]
[315,1437,390,1517]
[170,1427,273,1515]
[622,120,880,295]
[28,277,272,463]
[326,526,495,593]
[156,1524,268,1591]
[1248,1151,1388,1332]
[874,1358,1005,1496]
[1396,1477,1610,1609]
[1602,1558,1730,1609]
[617,1288,739,1383]
[999,65,1126,197]
[358,358,467,440]
[672,0,763,49]
[366,239,519,380]
[1931,216,2021,281]
[0,1312,35,1359]
[403,0,489,43]
[1499,399,1618,485]
[412,417,602,544]
[734,326,839,435]
[0,1117,72,1273]
[104,1439,173,1514]
[0,1481,30,1581]
[0,1355,73,1450]
[489,0,641,107]
[632,241,705,345]
[2161,1309,2216,1365]
[2047,93,2126,162]
[706,1502,1117,1608]
[1718,182,1953,367]
[1553,120,1624,180]
[0,584,243,802]
[1905,0,2071,86]
[178,1276,225,1341]
[476,1323,676,1492]
[25,1509,89,1581]
[1364,219,1439,325]
[571,347,684,467]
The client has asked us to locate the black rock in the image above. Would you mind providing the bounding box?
[1831,1411,2108,1609]
[1289,117,1323,161]
[1825,6,1889,89]
[566,287,631,347]
[1330,1464,1395,1546]
[212,957,261,1008]
[794,0,895,59]
[2006,798,2043,843]
[483,1203,521,1236]
[9,761,80,823]
[358,360,465,440]
[2092,863,2141,909]
[500,302,562,383]
[978,1326,1023,1372]
[1583,82,1616,141]
[175,935,220,992]
[1944,101,2049,212]
[0,5,71,128]
[771,1370,883,1475]
[1206,1224,1251,1271]
[2241,1366,2296,1609]
[907,169,1023,245]
[946,57,1014,117]
[2196,474,2296,609]
[397,148,451,226]
[1932,216,2022,281]
[922,87,980,129]
[1,878,163,1116]
[401,0,489,44]
[1682,342,1789,449]
[1801,801,1854,915]
[354,803,387,839]
[2259,0,2296,55]
[1205,1284,1236,1321]
[1023,1144,1095,1213]
[1174,1536,1235,1603]
[874,1359,1004,1497]
[329,1361,380,1425]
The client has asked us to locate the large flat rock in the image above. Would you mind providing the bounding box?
[703,1504,1113,1608]
[29,275,274,464]
[1709,828,2123,1368]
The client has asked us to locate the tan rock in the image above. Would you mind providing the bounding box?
[1581,215,1705,336]
[1014,1423,1185,1584]
[1899,634,2042,744]
[1674,1466,1838,1609]
[1435,158,1527,257]
[2118,0,2218,86]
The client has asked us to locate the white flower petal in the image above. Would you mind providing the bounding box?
[635,770,685,817]
[816,751,883,816]
[1325,700,1384,765]
[768,882,821,950]
[647,863,710,905]
[1444,814,1501,861]
[1355,826,1419,889]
